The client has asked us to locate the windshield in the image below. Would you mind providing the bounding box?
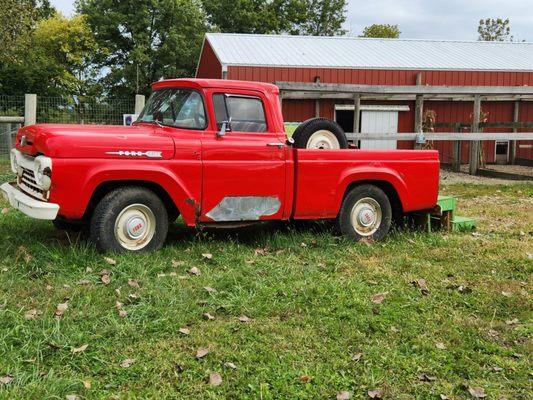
[138,88,207,129]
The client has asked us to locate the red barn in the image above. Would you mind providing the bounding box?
[196,33,533,165]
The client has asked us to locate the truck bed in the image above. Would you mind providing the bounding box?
[292,149,440,219]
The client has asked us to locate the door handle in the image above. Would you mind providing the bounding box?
[267,142,284,149]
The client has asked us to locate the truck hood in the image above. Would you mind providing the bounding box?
[15,124,175,159]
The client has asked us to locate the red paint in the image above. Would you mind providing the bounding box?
[15,78,440,225]
[195,41,222,79]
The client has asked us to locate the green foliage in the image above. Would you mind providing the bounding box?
[478,18,512,41]
[0,13,98,97]
[0,182,531,398]
[202,0,347,36]
[361,24,401,39]
[76,0,208,97]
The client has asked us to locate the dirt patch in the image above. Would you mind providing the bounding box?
[440,166,533,185]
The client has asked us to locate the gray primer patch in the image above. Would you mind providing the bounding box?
[205,196,281,222]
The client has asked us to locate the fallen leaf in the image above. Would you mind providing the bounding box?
[468,386,487,398]
[127,279,140,288]
[1,208,9,214]
[419,373,437,382]
[55,303,68,317]
[128,293,140,301]
[238,315,250,323]
[101,274,110,285]
[254,248,267,256]
[45,284,53,290]
[172,260,184,268]
[71,344,88,354]
[115,301,123,310]
[487,329,499,337]
[501,291,512,297]
[337,391,351,400]
[85,267,93,273]
[82,380,91,389]
[65,395,79,400]
[458,285,473,294]
[169,272,177,277]
[492,366,503,372]
[202,253,213,260]
[411,279,430,295]
[300,242,307,248]
[203,286,217,293]
[188,267,201,276]
[436,342,447,350]
[120,358,134,368]
[371,292,388,304]
[104,257,116,265]
[225,362,236,369]
[439,395,450,400]
[76,279,91,286]
[351,353,362,362]
[157,273,167,278]
[25,308,38,320]
[299,375,311,382]
[179,327,190,335]
[196,348,209,359]
[203,312,215,320]
[505,318,519,325]
[0,374,13,384]
[368,388,383,399]
[209,372,222,386]
[118,310,128,318]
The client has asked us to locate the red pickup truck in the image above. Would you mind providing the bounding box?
[1,79,440,252]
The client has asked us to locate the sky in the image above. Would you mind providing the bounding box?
[51,0,532,41]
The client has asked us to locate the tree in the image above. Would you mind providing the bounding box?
[0,13,98,96]
[0,0,54,63]
[203,0,347,36]
[292,0,347,36]
[477,18,512,41]
[361,24,400,39]
[76,0,208,97]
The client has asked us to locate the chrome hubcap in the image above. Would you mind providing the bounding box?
[307,130,341,149]
[350,197,382,236]
[114,204,156,250]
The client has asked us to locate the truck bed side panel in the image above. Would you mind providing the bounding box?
[293,149,440,219]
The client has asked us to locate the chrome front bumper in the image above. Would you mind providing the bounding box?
[1,182,59,220]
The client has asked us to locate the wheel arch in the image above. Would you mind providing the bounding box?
[83,180,180,222]
[341,179,404,222]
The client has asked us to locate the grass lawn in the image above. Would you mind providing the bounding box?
[0,162,531,399]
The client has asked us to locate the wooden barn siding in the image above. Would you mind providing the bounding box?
[517,102,533,161]
[195,41,222,79]
[226,66,533,162]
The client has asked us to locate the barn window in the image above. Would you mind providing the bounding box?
[213,94,267,133]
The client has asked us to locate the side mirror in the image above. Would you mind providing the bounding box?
[217,117,232,138]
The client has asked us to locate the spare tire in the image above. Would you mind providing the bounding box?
[292,118,348,149]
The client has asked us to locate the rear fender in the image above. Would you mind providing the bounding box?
[337,167,409,212]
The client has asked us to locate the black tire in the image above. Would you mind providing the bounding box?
[336,184,392,242]
[53,218,86,232]
[292,118,348,149]
[90,187,169,253]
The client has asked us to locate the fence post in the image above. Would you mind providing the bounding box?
[24,94,37,126]
[509,100,519,165]
[135,94,145,115]
[414,95,424,149]
[469,95,482,175]
[452,123,462,172]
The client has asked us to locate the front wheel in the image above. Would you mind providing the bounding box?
[90,187,169,253]
[336,184,392,242]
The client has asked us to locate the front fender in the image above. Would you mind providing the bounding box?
[49,159,201,225]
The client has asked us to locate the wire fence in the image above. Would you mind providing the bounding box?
[0,123,20,162]
[0,95,25,117]
[37,97,136,125]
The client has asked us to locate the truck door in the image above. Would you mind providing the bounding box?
[200,91,286,222]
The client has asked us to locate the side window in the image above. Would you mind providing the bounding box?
[212,94,267,133]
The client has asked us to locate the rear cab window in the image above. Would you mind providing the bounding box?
[212,93,267,133]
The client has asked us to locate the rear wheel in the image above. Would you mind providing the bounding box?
[336,184,392,242]
[292,118,348,149]
[90,187,168,253]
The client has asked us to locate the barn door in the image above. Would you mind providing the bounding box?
[360,111,398,150]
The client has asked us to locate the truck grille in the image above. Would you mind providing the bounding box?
[18,167,47,201]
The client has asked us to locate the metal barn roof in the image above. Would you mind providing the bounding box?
[205,33,533,72]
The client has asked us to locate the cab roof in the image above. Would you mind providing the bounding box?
[152,78,279,93]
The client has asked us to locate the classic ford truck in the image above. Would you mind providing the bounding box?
[1,79,440,252]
